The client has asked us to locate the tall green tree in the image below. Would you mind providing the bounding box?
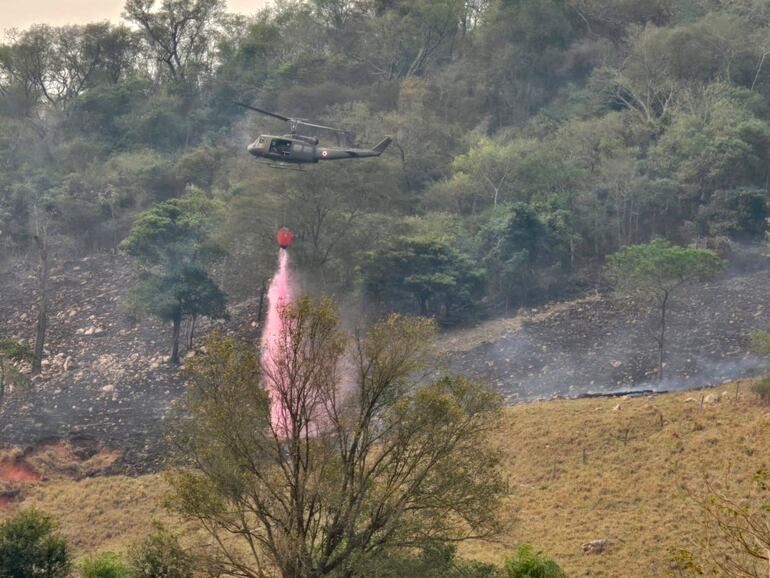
[168,297,505,578]
[120,193,227,364]
[477,203,561,310]
[123,0,224,85]
[605,239,726,379]
[362,235,485,321]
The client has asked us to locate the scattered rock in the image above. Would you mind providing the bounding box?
[703,393,721,404]
[612,403,622,411]
[82,326,105,337]
[101,384,115,394]
[582,539,610,555]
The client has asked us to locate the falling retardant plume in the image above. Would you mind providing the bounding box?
[261,249,293,432]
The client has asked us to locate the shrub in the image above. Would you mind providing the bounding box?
[80,552,134,578]
[0,509,71,578]
[505,544,567,578]
[750,375,770,403]
[360,543,499,577]
[749,331,770,357]
[128,524,192,578]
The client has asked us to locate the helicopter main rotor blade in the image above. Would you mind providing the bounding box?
[234,102,291,123]
[295,119,349,133]
[235,102,354,139]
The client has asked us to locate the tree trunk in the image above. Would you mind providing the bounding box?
[657,290,668,381]
[0,360,5,407]
[257,282,266,322]
[187,314,197,350]
[33,238,49,374]
[170,310,182,365]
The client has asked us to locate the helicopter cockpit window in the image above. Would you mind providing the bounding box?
[257,137,265,146]
[269,139,292,156]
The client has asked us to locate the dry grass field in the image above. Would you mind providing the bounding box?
[464,380,770,577]
[4,381,769,577]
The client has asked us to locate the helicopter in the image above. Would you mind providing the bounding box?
[236,102,392,165]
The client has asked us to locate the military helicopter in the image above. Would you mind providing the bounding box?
[236,102,392,166]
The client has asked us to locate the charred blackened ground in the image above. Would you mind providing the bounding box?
[447,247,770,402]
[0,255,262,472]
[1,248,768,471]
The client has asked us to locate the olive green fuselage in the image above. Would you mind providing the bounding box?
[247,135,391,164]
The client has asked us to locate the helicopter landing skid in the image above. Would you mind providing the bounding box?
[261,162,305,171]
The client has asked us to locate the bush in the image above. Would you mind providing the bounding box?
[750,331,770,357]
[505,544,567,578]
[361,543,499,577]
[750,375,770,403]
[128,524,192,578]
[80,552,134,578]
[0,509,71,578]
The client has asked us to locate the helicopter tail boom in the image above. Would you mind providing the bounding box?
[316,136,393,161]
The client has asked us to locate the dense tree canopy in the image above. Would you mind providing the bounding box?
[120,193,227,363]
[0,0,767,326]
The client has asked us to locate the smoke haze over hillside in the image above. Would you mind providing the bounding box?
[0,0,269,30]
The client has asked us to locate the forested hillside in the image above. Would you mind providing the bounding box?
[2,0,769,330]
[4,3,770,576]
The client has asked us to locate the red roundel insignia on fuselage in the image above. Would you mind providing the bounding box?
[321,150,328,157]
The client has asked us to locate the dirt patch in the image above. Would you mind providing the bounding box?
[0,459,40,483]
[23,439,122,479]
[0,457,40,510]
[0,438,121,509]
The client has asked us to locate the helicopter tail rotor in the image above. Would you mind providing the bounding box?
[372,136,393,155]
